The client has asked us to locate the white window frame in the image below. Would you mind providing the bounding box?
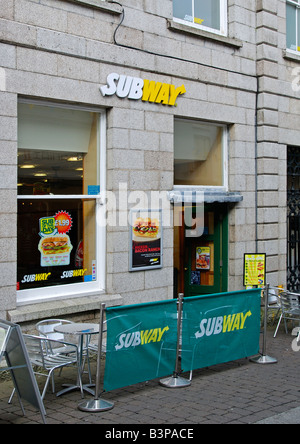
[173,119,229,192]
[17,100,107,306]
[173,0,228,37]
[286,0,300,54]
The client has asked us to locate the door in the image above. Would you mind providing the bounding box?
[184,205,228,297]
[287,146,300,292]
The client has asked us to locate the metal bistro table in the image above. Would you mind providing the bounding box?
[54,323,99,397]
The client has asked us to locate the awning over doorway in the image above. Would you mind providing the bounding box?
[168,189,243,204]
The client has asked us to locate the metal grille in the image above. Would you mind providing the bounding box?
[287,146,300,292]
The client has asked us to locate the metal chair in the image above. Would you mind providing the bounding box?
[36,319,76,355]
[264,286,281,327]
[9,335,82,402]
[274,290,300,338]
[85,320,107,355]
[36,318,95,384]
[84,321,107,382]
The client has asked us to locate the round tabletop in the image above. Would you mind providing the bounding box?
[54,323,99,335]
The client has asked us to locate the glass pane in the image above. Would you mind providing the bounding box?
[195,0,220,30]
[173,0,193,22]
[17,199,97,290]
[287,3,297,51]
[174,119,224,187]
[18,104,99,195]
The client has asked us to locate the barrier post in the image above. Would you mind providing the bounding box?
[78,303,114,412]
[250,284,278,365]
[159,294,191,388]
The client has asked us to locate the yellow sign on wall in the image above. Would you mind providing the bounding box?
[243,254,266,288]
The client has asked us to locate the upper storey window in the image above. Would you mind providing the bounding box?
[173,0,227,36]
[287,0,300,53]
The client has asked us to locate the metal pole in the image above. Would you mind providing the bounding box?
[261,284,269,356]
[159,294,191,388]
[174,293,183,375]
[250,284,278,365]
[94,303,106,400]
[78,303,114,412]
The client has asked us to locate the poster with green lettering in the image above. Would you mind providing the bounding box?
[104,299,178,392]
[181,289,261,372]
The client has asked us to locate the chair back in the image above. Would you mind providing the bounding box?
[280,291,300,315]
[24,334,46,367]
[266,286,281,307]
[36,319,73,342]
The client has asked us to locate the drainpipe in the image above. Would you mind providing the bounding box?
[255,76,259,254]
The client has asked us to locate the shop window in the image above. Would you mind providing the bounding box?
[287,0,300,53]
[174,119,228,188]
[17,101,106,304]
[173,0,227,36]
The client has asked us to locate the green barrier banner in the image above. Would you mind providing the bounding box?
[181,289,261,372]
[104,299,178,392]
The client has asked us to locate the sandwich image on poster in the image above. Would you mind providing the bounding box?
[132,216,160,241]
[130,210,162,271]
[38,234,73,267]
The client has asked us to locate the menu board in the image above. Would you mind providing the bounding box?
[0,320,46,423]
[244,254,266,287]
[129,209,162,271]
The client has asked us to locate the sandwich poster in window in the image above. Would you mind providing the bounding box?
[17,201,93,291]
[39,211,73,267]
[130,209,163,271]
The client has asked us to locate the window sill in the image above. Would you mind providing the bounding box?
[283,49,300,63]
[64,0,123,15]
[167,20,243,49]
[8,293,122,324]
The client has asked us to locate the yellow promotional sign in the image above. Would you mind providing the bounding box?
[243,254,266,287]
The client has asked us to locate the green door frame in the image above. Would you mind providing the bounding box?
[184,204,228,297]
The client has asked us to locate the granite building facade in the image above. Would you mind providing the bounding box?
[0,0,299,328]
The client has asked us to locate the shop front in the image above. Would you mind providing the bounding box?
[172,118,242,298]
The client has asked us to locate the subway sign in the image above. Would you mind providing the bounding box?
[100,73,186,106]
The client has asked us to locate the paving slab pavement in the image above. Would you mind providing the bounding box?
[0,328,299,425]
[256,407,300,424]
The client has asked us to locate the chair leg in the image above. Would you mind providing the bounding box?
[42,370,55,401]
[274,313,283,338]
[7,387,26,416]
[77,363,84,399]
[271,308,281,326]
[83,335,93,384]
[8,388,15,404]
[51,373,55,394]
[85,349,93,385]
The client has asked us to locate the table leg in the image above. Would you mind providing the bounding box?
[56,334,95,398]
